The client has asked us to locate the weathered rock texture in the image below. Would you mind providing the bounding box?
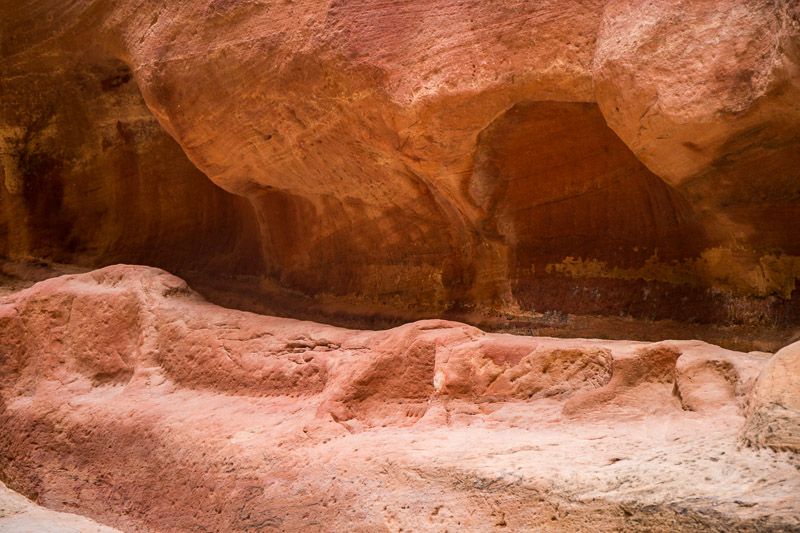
[0,28,263,278]
[1,266,799,532]
[1,0,799,342]
[0,480,121,533]
[742,339,800,453]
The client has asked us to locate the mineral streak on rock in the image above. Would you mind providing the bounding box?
[1,2,800,529]
[1,0,799,339]
[0,266,798,532]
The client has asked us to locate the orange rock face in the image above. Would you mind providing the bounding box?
[1,0,799,341]
[1,266,799,532]
[3,3,800,530]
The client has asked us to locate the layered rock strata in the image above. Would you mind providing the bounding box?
[1,0,799,338]
[1,266,799,532]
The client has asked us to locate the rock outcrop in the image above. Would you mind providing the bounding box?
[1,266,798,532]
[742,339,800,453]
[3,2,800,531]
[1,0,799,343]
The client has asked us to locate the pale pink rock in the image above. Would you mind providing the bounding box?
[742,340,800,453]
[1,266,798,532]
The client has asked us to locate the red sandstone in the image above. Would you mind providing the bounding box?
[0,266,798,532]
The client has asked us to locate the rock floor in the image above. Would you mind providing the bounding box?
[1,265,798,532]
[0,480,120,533]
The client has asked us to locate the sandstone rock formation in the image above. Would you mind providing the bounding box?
[0,480,121,533]
[1,0,799,345]
[1,266,799,532]
[742,339,800,453]
[3,1,800,531]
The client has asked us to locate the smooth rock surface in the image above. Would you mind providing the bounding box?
[742,340,800,453]
[0,480,120,533]
[1,0,798,341]
[1,266,798,532]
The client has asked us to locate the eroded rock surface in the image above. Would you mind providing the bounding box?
[1,1,799,343]
[0,480,121,533]
[742,340,800,453]
[1,266,799,532]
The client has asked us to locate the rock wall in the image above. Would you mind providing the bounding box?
[0,34,263,277]
[2,0,799,336]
